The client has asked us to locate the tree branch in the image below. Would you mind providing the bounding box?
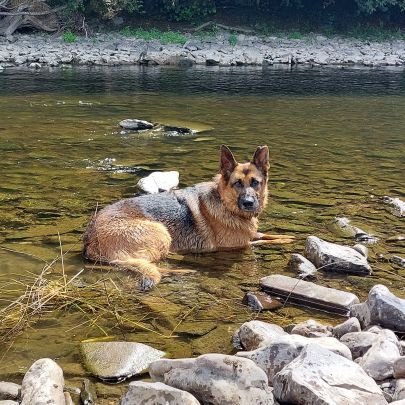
[0,5,66,16]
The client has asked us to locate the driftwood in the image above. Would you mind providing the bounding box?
[0,0,61,37]
[192,20,255,35]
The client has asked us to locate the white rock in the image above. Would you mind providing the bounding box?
[291,319,332,337]
[340,331,378,359]
[20,358,65,405]
[273,344,387,405]
[393,379,405,401]
[0,382,20,400]
[137,171,179,194]
[333,317,361,339]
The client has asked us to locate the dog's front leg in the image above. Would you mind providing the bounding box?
[251,232,295,246]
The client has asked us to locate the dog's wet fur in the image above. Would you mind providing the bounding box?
[83,145,291,289]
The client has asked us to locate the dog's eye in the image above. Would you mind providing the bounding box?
[233,180,243,189]
[251,178,260,188]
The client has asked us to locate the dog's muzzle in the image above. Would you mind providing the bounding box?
[238,192,259,212]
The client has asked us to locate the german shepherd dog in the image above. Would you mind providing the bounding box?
[83,145,293,289]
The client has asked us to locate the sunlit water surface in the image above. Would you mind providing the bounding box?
[0,65,404,401]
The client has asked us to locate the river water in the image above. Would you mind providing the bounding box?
[0,65,404,401]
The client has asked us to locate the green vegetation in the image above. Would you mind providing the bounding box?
[121,27,187,44]
[228,33,237,46]
[62,30,77,43]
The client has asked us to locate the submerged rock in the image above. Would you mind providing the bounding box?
[383,196,405,217]
[351,284,405,332]
[121,381,200,405]
[391,255,405,268]
[149,354,274,405]
[80,341,165,382]
[333,217,378,244]
[287,253,317,279]
[242,291,283,311]
[304,236,372,275]
[260,274,360,315]
[20,358,65,405]
[119,119,154,130]
[273,344,387,405]
[137,171,179,194]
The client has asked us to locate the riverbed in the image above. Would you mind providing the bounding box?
[0,65,404,402]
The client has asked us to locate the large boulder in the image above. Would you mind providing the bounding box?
[149,353,274,405]
[359,329,401,380]
[121,381,200,405]
[80,341,165,382]
[20,359,65,405]
[237,333,351,384]
[304,236,372,275]
[273,344,387,405]
[351,285,405,332]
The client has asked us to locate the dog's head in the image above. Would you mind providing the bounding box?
[218,145,269,218]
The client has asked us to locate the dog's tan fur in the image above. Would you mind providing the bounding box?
[83,145,293,289]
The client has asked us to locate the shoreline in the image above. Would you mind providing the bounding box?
[2,31,405,69]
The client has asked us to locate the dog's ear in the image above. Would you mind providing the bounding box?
[220,145,237,180]
[252,145,269,174]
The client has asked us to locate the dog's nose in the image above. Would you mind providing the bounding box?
[242,196,255,209]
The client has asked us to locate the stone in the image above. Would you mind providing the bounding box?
[20,358,65,405]
[394,357,405,379]
[393,379,405,401]
[121,381,200,405]
[273,344,387,405]
[350,302,371,329]
[119,119,154,130]
[137,171,179,194]
[260,274,360,315]
[64,392,74,405]
[287,253,317,279]
[242,291,283,311]
[233,320,286,350]
[237,333,351,384]
[0,401,19,405]
[340,331,378,359]
[0,382,20,400]
[333,317,361,339]
[304,236,372,275]
[383,196,405,217]
[80,341,165,382]
[353,243,368,257]
[392,255,405,268]
[149,354,274,405]
[291,319,332,337]
[359,329,401,380]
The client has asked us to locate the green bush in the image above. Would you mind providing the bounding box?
[228,33,237,46]
[63,30,77,43]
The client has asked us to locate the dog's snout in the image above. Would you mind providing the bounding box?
[242,196,255,208]
[238,192,258,212]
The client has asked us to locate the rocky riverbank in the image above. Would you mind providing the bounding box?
[2,31,405,69]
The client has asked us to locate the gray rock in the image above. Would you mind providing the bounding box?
[149,354,274,405]
[137,171,179,194]
[392,255,405,268]
[383,196,405,217]
[121,381,200,405]
[350,302,371,329]
[233,320,286,350]
[304,235,372,275]
[119,119,154,130]
[359,329,401,380]
[242,291,283,311]
[20,358,65,405]
[353,243,368,257]
[340,331,379,359]
[287,253,317,279]
[260,274,360,315]
[0,382,20,400]
[237,333,351,384]
[273,344,387,405]
[0,401,19,405]
[394,379,405,401]
[394,357,405,379]
[291,319,332,337]
[80,341,165,382]
[333,317,361,339]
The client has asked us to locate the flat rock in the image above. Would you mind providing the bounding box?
[333,317,361,339]
[119,119,154,130]
[237,333,351,384]
[288,253,317,279]
[20,358,65,405]
[0,382,20,400]
[137,171,179,194]
[121,381,200,405]
[394,357,405,379]
[242,291,283,311]
[80,341,165,382]
[232,320,286,351]
[149,353,274,405]
[291,319,332,337]
[359,329,401,380]
[260,274,360,315]
[340,331,378,359]
[273,344,387,405]
[304,236,372,275]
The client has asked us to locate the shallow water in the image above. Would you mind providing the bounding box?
[0,65,404,400]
